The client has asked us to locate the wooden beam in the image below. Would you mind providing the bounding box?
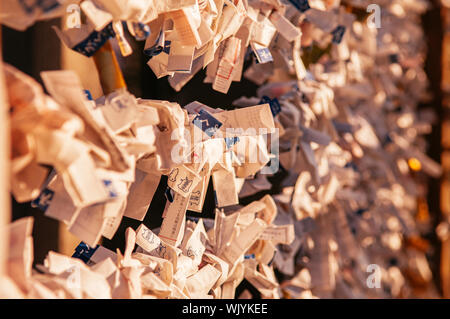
[441,4,450,299]
[0,24,12,277]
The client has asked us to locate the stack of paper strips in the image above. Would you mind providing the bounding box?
[0,0,443,298]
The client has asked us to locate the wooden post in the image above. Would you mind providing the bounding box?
[441,4,450,298]
[0,25,12,277]
[92,41,127,95]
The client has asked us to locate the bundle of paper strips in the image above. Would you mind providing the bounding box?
[0,0,442,298]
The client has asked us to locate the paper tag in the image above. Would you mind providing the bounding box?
[101,199,126,240]
[168,56,204,92]
[259,96,281,117]
[84,90,94,101]
[212,168,239,208]
[101,90,138,133]
[224,137,240,149]
[167,42,195,73]
[68,204,107,247]
[113,21,133,57]
[188,170,210,212]
[300,126,332,145]
[169,7,202,47]
[251,16,277,48]
[18,0,60,14]
[192,109,223,137]
[180,219,207,265]
[80,0,113,32]
[90,246,117,265]
[185,101,222,115]
[136,224,161,253]
[127,21,151,41]
[214,104,275,135]
[44,185,79,224]
[144,30,165,57]
[159,193,190,247]
[167,166,200,198]
[213,36,242,94]
[251,42,273,64]
[123,170,161,221]
[269,11,301,43]
[221,218,267,265]
[31,188,54,211]
[214,209,239,256]
[288,0,310,13]
[41,70,131,172]
[72,242,99,264]
[71,23,115,57]
[185,264,221,296]
[259,225,295,245]
[331,25,346,44]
